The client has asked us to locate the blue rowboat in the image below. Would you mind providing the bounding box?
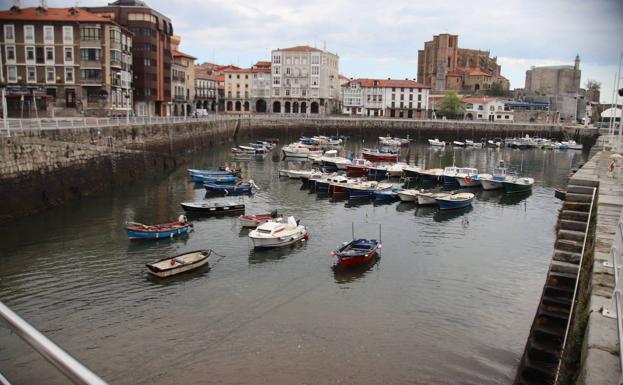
[204,182,253,195]
[187,168,240,176]
[126,218,193,240]
[435,192,475,210]
[191,174,238,184]
[373,188,404,201]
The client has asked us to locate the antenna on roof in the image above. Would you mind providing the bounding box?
[12,0,20,7]
[40,0,47,8]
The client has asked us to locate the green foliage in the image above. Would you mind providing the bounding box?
[439,91,464,119]
[585,79,601,91]
[485,81,506,97]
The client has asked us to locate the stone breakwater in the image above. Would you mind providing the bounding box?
[0,117,598,221]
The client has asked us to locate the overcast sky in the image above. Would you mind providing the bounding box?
[16,0,623,102]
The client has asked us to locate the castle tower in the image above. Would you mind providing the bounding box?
[574,54,580,70]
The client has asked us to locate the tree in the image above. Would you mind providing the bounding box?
[585,79,601,91]
[439,91,464,119]
[485,81,506,97]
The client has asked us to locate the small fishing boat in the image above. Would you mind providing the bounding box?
[503,176,535,193]
[362,148,400,162]
[487,138,503,148]
[187,167,241,177]
[373,188,404,202]
[478,161,508,190]
[397,189,420,202]
[191,174,238,184]
[346,158,373,177]
[387,162,409,177]
[435,192,475,210]
[126,215,193,240]
[321,150,352,170]
[418,191,449,205]
[428,138,446,147]
[455,168,480,187]
[347,181,393,199]
[204,180,258,195]
[180,201,245,214]
[402,165,422,180]
[367,165,389,179]
[286,169,312,179]
[239,210,282,228]
[453,141,466,147]
[418,168,444,183]
[465,140,482,148]
[146,250,212,278]
[282,145,323,159]
[332,238,381,267]
[248,217,309,249]
[442,166,460,186]
[300,170,324,185]
[328,175,351,195]
[562,140,583,150]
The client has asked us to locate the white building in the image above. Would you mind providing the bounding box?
[463,97,513,122]
[342,79,430,118]
[270,45,340,115]
[251,61,271,113]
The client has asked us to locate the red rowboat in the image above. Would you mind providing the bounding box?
[361,148,399,162]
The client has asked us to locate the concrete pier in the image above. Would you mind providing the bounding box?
[569,138,622,385]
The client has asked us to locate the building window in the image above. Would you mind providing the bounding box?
[110,29,121,44]
[285,89,290,96]
[26,66,36,83]
[46,67,55,83]
[45,46,54,63]
[7,66,17,83]
[64,47,73,63]
[63,26,73,44]
[4,24,15,42]
[24,25,35,43]
[25,46,35,63]
[65,67,74,83]
[80,48,101,61]
[80,69,102,82]
[43,26,54,44]
[311,66,319,75]
[273,77,280,86]
[128,13,157,23]
[311,55,319,64]
[273,55,281,64]
[273,66,280,75]
[80,27,101,41]
[5,45,15,63]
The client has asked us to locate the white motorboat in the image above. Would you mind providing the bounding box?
[478,161,508,190]
[387,162,409,177]
[417,192,449,205]
[453,141,466,147]
[248,217,309,248]
[442,166,459,185]
[321,150,352,170]
[287,169,311,179]
[455,167,480,187]
[282,145,323,159]
[562,140,583,150]
[465,140,483,148]
[397,189,420,202]
[239,211,283,228]
[428,138,446,147]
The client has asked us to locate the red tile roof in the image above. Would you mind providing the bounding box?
[172,49,196,60]
[215,65,241,72]
[344,78,431,89]
[462,97,498,103]
[458,67,492,77]
[0,6,115,23]
[338,74,350,81]
[278,45,322,53]
[254,61,271,67]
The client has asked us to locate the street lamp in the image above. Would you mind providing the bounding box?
[125,92,131,124]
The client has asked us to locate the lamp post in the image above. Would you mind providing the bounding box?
[125,92,131,124]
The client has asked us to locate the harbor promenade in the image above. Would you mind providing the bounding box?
[570,137,623,385]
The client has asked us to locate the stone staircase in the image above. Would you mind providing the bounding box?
[514,180,597,385]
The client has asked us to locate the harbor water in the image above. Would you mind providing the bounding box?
[0,136,587,384]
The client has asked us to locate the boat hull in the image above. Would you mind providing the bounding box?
[480,179,503,190]
[346,166,368,177]
[368,168,388,179]
[338,250,378,267]
[146,250,211,278]
[127,225,192,240]
[250,230,308,249]
[180,203,245,214]
[362,153,399,162]
[397,191,418,202]
[503,182,533,194]
[348,189,374,199]
[456,176,481,187]
[435,197,474,210]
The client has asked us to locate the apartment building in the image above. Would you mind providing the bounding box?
[251,61,270,113]
[0,6,133,118]
[171,35,195,116]
[463,97,513,122]
[195,68,218,112]
[270,45,339,114]
[87,0,174,117]
[342,78,430,118]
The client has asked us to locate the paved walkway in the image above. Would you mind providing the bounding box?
[571,136,622,384]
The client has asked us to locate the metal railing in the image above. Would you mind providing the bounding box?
[554,187,597,383]
[611,214,623,384]
[0,301,109,385]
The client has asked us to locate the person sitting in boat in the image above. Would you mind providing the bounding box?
[178,214,188,224]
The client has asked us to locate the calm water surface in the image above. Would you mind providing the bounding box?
[0,136,587,384]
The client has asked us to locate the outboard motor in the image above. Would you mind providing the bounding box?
[178,214,188,223]
[270,209,279,218]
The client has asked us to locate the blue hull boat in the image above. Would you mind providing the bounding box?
[435,193,475,210]
[373,188,403,201]
[315,180,330,192]
[442,175,459,187]
[126,221,193,240]
[187,168,240,176]
[368,167,388,179]
[191,174,238,184]
[204,182,253,195]
[349,189,375,199]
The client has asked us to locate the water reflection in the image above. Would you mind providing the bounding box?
[144,264,212,285]
[396,201,417,212]
[478,189,505,202]
[433,206,474,222]
[332,255,380,284]
[500,191,532,206]
[414,206,437,217]
[248,241,307,264]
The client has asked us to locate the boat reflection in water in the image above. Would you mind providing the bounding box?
[477,189,504,202]
[248,241,307,264]
[126,233,190,254]
[145,262,211,285]
[433,205,473,222]
[500,191,532,206]
[396,201,417,212]
[414,206,437,218]
[332,255,380,284]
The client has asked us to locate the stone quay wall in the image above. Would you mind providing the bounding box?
[0,117,599,221]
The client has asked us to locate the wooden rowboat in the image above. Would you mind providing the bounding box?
[146,250,212,278]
